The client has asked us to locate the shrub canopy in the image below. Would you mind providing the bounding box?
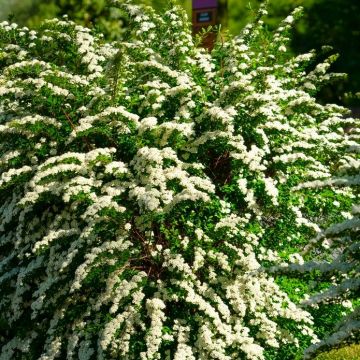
[0,1,357,359]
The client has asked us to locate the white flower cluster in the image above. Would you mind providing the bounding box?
[129,146,215,212]
[141,298,166,359]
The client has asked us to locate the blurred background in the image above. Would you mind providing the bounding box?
[0,0,359,109]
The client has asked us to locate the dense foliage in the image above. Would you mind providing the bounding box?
[0,0,173,40]
[275,126,360,358]
[314,344,360,360]
[0,1,358,359]
[1,0,359,105]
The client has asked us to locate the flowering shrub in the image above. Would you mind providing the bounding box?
[0,0,173,41]
[0,1,357,359]
[276,132,359,358]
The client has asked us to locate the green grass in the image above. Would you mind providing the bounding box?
[315,344,360,360]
